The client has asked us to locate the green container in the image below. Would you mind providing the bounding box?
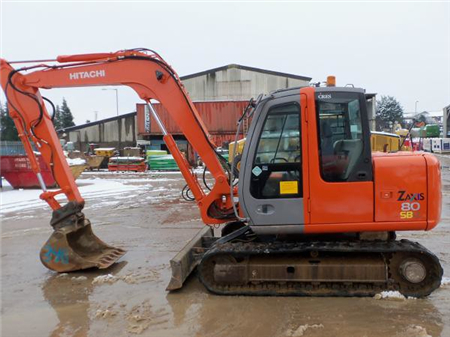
[147,154,179,171]
[146,150,167,156]
[420,124,440,138]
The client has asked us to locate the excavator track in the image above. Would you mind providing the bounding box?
[198,239,442,297]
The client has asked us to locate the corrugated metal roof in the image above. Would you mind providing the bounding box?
[58,112,136,133]
[181,64,311,82]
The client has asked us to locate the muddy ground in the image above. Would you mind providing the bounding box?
[1,166,450,337]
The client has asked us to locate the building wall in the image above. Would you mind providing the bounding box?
[444,105,450,138]
[183,67,309,101]
[61,114,137,151]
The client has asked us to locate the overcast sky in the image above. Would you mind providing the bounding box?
[1,1,449,125]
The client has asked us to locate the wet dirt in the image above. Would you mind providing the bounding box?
[1,168,450,337]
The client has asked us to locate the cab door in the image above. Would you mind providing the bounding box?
[303,87,374,225]
[239,93,306,227]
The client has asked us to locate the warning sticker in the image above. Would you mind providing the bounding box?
[252,166,263,176]
[280,181,298,194]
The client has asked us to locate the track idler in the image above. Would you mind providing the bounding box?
[40,201,126,272]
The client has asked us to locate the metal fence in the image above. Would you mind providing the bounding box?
[0,141,28,156]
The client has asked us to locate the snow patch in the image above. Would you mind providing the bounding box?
[440,276,450,286]
[88,200,120,208]
[92,273,138,285]
[1,178,141,215]
[286,324,324,337]
[71,276,88,282]
[66,157,86,165]
[95,309,117,319]
[150,187,169,192]
[94,147,115,151]
[92,274,117,285]
[108,179,154,184]
[110,156,143,161]
[405,325,432,337]
[82,171,147,175]
[373,291,416,300]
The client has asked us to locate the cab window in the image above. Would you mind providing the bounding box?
[250,103,302,199]
[317,94,365,182]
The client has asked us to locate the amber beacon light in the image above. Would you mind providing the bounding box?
[326,75,336,87]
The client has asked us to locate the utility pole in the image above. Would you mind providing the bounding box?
[102,88,119,116]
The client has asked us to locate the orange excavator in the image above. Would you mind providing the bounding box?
[1,49,443,297]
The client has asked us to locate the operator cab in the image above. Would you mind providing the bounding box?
[239,86,373,234]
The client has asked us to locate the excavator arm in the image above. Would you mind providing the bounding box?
[1,49,237,272]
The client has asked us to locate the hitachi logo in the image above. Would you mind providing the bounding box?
[69,70,106,80]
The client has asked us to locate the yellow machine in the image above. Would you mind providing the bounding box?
[93,148,116,157]
[228,138,246,163]
[370,131,401,152]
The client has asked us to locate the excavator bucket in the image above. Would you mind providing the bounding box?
[166,226,216,291]
[39,202,126,272]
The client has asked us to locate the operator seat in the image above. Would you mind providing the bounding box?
[320,120,334,157]
[333,139,363,180]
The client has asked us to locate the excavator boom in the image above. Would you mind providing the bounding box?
[1,49,236,272]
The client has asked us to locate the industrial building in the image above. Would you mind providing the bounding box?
[180,64,311,101]
[58,112,137,152]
